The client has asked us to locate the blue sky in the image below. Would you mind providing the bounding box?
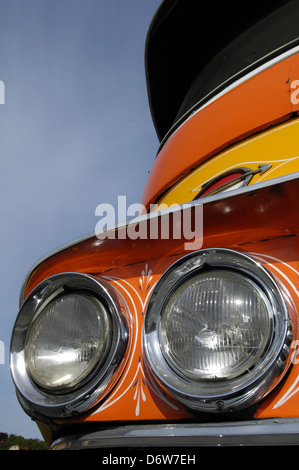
[0,0,161,439]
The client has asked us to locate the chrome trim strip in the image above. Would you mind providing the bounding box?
[51,418,299,448]
[159,42,299,150]
[19,169,299,306]
[18,233,95,307]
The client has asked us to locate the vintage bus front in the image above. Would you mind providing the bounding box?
[10,0,299,448]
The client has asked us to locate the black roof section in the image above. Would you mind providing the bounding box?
[145,0,297,142]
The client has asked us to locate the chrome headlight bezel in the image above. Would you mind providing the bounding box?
[10,273,128,418]
[143,249,293,413]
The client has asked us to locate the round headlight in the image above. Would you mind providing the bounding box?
[25,293,111,392]
[160,269,271,381]
[144,249,293,413]
[10,273,128,418]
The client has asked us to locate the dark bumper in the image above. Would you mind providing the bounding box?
[51,418,299,449]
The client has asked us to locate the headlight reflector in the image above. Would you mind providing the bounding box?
[10,273,128,418]
[160,269,271,381]
[144,249,293,412]
[25,293,111,391]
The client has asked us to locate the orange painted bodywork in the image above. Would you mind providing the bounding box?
[25,174,299,424]
[20,47,299,441]
[141,52,299,209]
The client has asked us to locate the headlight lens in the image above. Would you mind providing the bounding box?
[10,273,128,418]
[25,293,111,391]
[144,249,293,413]
[160,269,271,381]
